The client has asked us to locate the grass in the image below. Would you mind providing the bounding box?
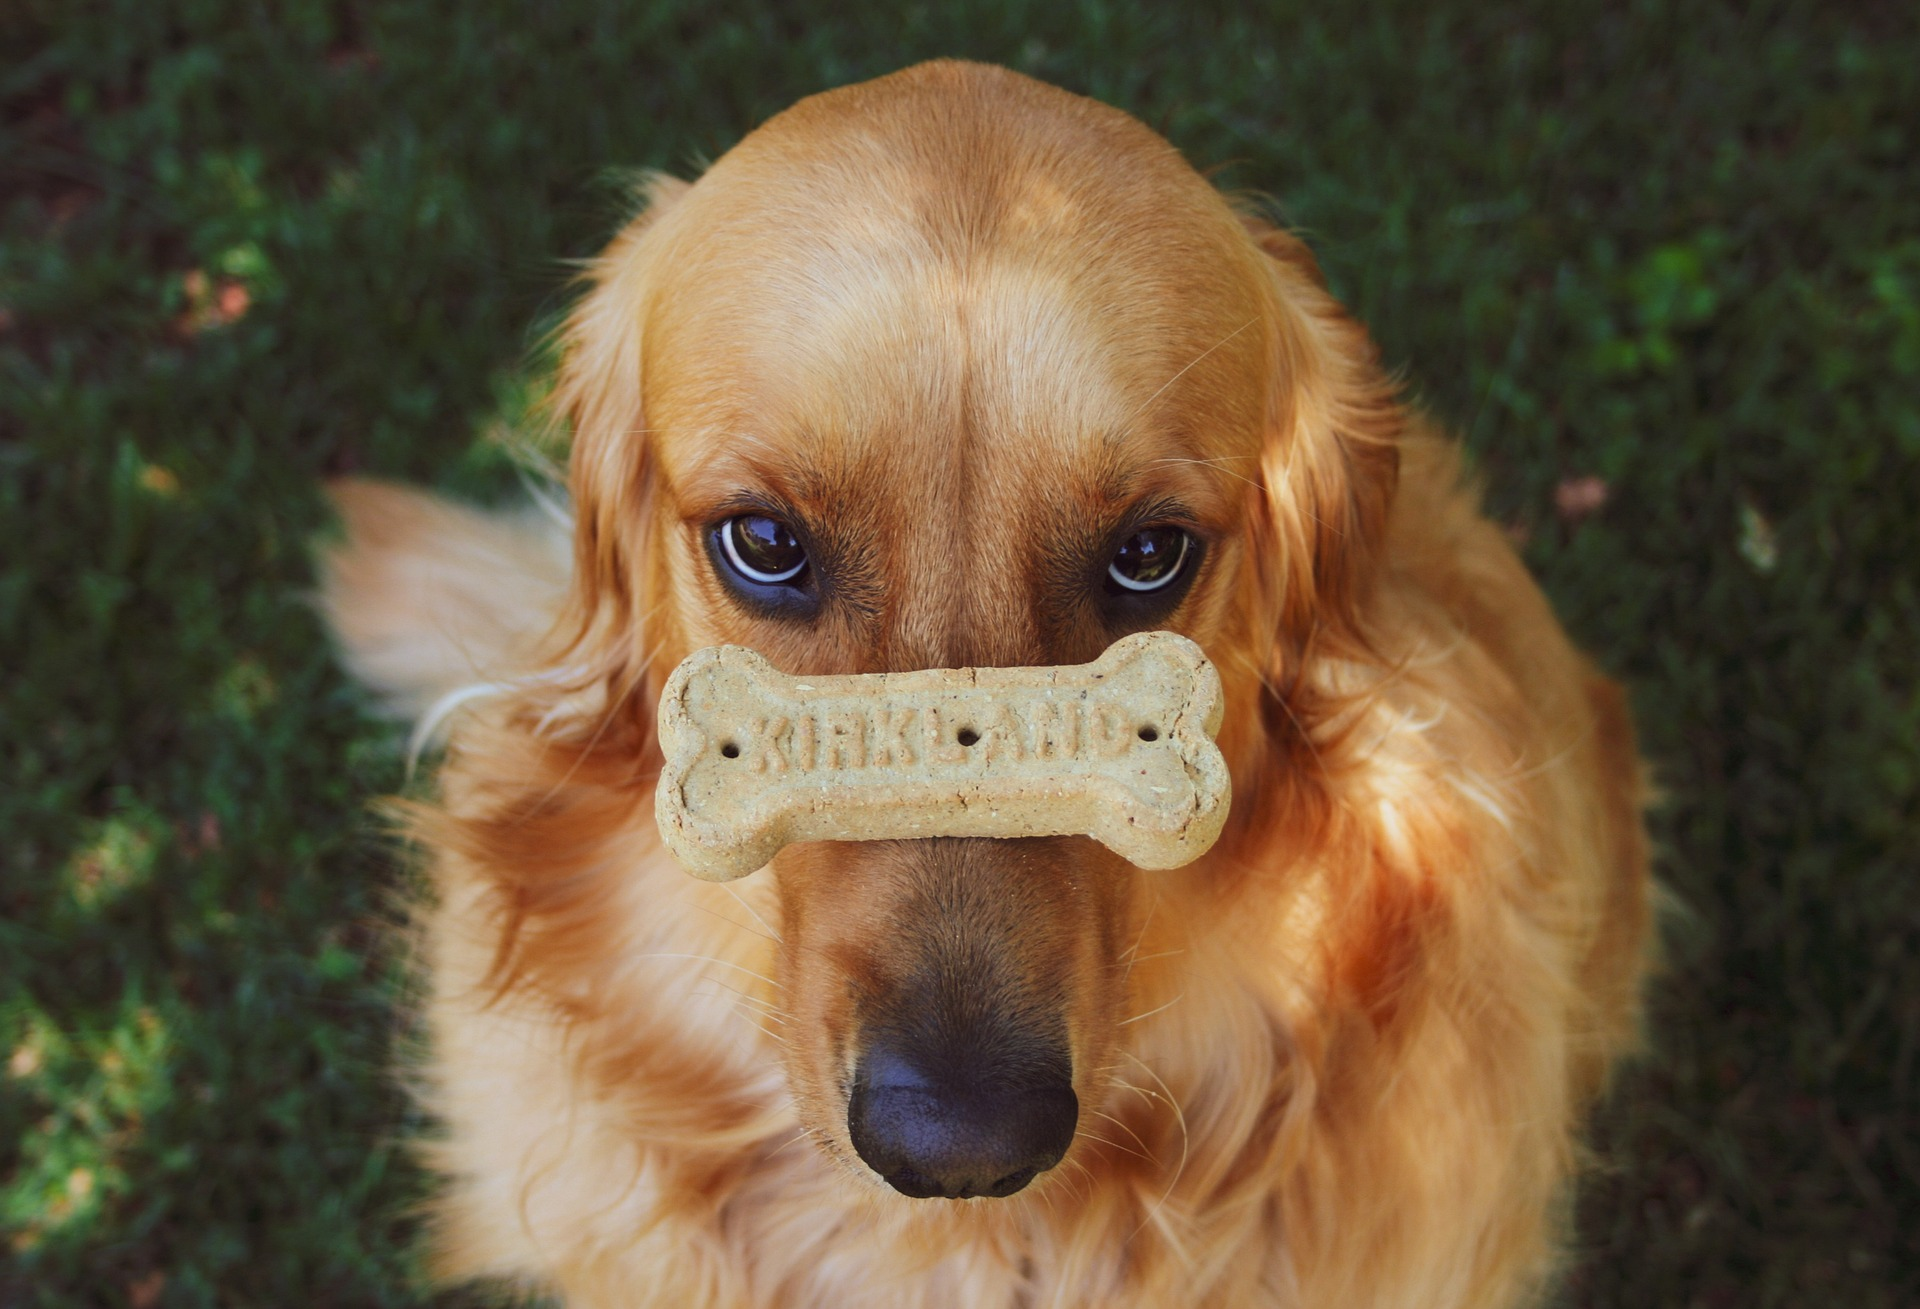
[2,0,1916,1304]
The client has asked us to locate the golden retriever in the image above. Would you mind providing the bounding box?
[320,60,1650,1308]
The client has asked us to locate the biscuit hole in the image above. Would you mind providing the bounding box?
[956,727,980,748]
[720,742,741,759]
[1137,725,1159,742]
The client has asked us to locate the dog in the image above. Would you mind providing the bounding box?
[320,60,1651,1308]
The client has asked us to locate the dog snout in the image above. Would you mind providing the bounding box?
[847,1042,1078,1199]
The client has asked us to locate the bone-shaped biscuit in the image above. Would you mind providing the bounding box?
[654,630,1230,880]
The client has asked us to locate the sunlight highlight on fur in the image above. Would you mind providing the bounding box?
[318,60,1650,1309]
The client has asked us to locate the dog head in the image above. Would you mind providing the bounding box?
[546,61,1399,1201]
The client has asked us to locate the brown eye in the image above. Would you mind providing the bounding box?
[1107,526,1191,594]
[718,515,807,584]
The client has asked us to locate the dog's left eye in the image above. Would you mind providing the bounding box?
[717,515,808,585]
[1105,526,1192,594]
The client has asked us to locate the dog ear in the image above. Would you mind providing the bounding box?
[1240,214,1402,670]
[547,173,691,694]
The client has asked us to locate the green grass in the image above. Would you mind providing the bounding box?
[3,1,1916,1304]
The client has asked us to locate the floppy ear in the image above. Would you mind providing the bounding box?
[417,177,696,1002]
[1239,215,1402,673]
[546,172,692,699]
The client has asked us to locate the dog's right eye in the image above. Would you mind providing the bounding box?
[717,515,809,585]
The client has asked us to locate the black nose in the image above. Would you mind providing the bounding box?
[847,1045,1078,1199]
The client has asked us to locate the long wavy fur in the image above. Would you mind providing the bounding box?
[319,61,1650,1309]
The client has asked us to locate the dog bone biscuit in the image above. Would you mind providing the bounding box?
[654,630,1230,880]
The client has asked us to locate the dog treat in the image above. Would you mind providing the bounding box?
[654,630,1231,880]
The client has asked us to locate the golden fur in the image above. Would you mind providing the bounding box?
[320,61,1650,1308]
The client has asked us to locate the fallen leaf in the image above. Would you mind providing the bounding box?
[139,464,181,497]
[175,269,251,335]
[1738,500,1779,572]
[1554,475,1609,523]
[216,280,250,321]
[128,1271,166,1309]
[177,811,222,856]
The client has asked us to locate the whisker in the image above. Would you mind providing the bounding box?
[1057,1155,1098,1205]
[720,882,783,943]
[532,619,668,808]
[717,1010,785,1044]
[691,901,786,951]
[1076,1127,1151,1165]
[1120,891,1164,991]
[687,976,790,1046]
[1119,1051,1190,1244]
[1146,455,1264,492]
[1086,1108,1155,1161]
[1119,992,1187,1027]
[1130,317,1259,422]
[764,1126,816,1162]
[630,951,778,987]
[1029,1173,1060,1220]
[709,986,786,1023]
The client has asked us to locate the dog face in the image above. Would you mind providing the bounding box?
[551,63,1397,1201]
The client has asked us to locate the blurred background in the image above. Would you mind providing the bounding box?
[2,1,1916,1304]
